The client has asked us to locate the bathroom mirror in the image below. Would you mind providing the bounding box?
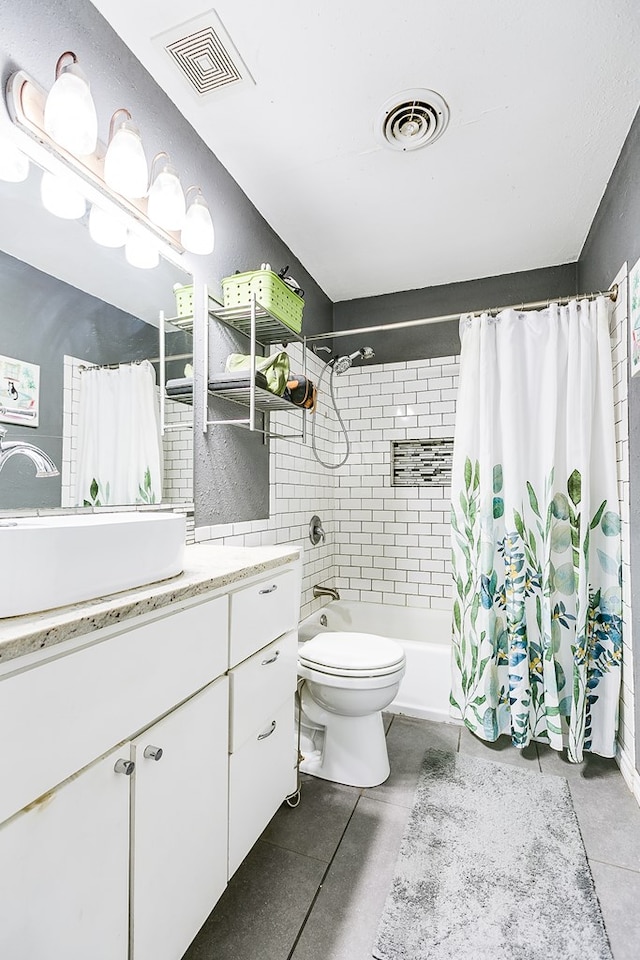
[0,164,194,512]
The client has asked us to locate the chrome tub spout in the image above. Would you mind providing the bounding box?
[312,584,340,601]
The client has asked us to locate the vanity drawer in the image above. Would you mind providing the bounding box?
[0,595,228,826]
[229,570,298,667]
[229,630,297,753]
[228,696,297,877]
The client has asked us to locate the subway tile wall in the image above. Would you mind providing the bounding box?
[332,356,459,610]
[610,262,635,792]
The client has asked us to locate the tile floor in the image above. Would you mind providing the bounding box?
[183,716,640,960]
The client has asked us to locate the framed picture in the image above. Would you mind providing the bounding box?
[0,354,40,427]
[631,256,640,377]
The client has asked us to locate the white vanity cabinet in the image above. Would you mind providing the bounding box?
[0,550,301,960]
[0,593,230,960]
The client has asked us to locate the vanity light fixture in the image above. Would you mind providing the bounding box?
[147,152,186,231]
[6,58,214,269]
[125,229,160,269]
[43,51,98,157]
[89,203,127,248]
[181,185,214,255]
[0,137,29,182]
[103,108,148,199]
[40,169,86,219]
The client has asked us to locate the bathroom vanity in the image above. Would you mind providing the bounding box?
[0,543,301,960]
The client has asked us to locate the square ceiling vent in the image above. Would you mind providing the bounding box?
[153,10,254,100]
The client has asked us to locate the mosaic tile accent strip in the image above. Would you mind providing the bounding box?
[392,438,454,487]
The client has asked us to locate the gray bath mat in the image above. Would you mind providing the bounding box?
[373,749,612,960]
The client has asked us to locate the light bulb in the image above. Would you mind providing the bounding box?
[0,138,29,182]
[43,52,98,157]
[89,204,127,248]
[147,153,185,231]
[104,110,148,199]
[182,189,214,255]
[40,170,86,219]
[125,231,160,269]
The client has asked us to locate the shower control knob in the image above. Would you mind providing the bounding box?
[114,758,135,776]
[143,745,163,761]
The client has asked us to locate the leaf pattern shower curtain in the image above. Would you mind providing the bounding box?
[75,360,163,507]
[450,297,622,762]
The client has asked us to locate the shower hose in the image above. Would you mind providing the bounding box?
[311,360,351,469]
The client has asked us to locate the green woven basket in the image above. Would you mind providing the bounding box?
[221,270,304,333]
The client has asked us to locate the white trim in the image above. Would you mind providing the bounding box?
[616,744,640,808]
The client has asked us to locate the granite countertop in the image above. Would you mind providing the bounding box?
[0,543,300,666]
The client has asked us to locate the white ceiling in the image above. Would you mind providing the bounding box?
[91,1,640,302]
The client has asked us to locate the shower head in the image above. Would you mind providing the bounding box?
[333,346,376,375]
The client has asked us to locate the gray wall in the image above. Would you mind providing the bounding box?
[0,249,157,509]
[0,0,333,527]
[578,106,640,775]
[333,263,578,363]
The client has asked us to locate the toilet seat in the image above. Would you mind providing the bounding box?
[298,631,405,678]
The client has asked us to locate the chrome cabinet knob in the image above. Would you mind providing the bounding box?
[114,758,135,776]
[143,745,164,761]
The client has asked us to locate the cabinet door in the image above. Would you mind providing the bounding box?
[228,695,297,877]
[131,675,229,960]
[0,746,130,960]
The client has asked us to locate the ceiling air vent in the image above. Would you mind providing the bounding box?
[376,89,449,151]
[153,11,254,99]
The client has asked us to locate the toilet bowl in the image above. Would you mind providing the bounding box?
[297,631,406,788]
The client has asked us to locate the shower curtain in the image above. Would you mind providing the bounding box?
[450,297,622,762]
[75,360,163,507]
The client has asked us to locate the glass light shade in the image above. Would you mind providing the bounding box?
[125,231,160,269]
[0,139,29,182]
[89,204,127,248]
[43,61,98,156]
[147,161,185,231]
[182,193,215,255]
[40,170,86,219]
[104,121,148,199]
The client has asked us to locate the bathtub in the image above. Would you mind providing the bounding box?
[298,601,452,722]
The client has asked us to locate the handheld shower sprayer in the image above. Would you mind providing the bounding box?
[333,346,376,375]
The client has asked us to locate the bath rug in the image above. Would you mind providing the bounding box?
[373,749,612,960]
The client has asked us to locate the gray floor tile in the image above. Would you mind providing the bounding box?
[589,860,640,960]
[261,777,361,863]
[364,716,460,807]
[183,840,325,960]
[458,726,541,770]
[290,796,410,960]
[537,743,621,781]
[568,774,640,873]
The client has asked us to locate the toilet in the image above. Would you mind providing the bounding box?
[297,631,406,788]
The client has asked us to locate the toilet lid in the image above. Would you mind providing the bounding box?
[298,631,405,673]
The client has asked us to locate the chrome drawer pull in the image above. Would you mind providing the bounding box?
[259,584,278,595]
[261,650,280,665]
[257,721,277,741]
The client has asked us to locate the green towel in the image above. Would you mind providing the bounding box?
[225,351,290,396]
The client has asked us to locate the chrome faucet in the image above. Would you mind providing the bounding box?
[313,584,340,601]
[0,426,59,477]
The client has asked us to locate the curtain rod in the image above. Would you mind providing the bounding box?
[304,283,619,343]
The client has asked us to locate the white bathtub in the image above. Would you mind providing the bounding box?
[298,601,452,722]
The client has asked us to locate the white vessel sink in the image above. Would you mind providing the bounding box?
[0,512,186,618]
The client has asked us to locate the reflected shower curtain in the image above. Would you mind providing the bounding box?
[450,297,622,762]
[75,360,162,506]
